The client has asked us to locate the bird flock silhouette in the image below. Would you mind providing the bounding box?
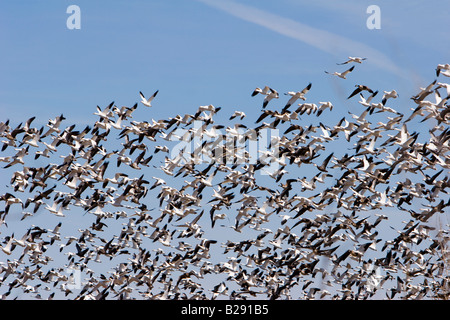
[0,59,449,300]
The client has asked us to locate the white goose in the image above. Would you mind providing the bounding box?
[382,90,398,105]
[436,63,450,77]
[0,234,15,255]
[139,90,159,107]
[325,65,355,79]
[337,57,367,65]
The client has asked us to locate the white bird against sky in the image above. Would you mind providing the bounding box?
[139,90,159,107]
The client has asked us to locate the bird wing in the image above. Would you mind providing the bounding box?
[336,60,350,65]
[149,90,159,101]
[342,66,355,75]
[301,82,312,94]
[347,86,362,99]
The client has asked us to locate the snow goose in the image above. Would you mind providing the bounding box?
[139,90,159,107]
[325,65,355,79]
[337,56,367,65]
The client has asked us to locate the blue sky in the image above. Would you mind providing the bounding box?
[0,0,449,299]
[1,0,449,126]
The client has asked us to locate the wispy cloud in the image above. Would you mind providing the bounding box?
[196,0,403,77]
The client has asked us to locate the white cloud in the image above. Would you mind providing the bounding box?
[196,0,404,77]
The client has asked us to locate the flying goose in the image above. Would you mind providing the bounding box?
[381,90,398,105]
[0,234,15,255]
[325,66,355,79]
[139,90,159,107]
[229,111,246,120]
[251,86,272,96]
[337,57,367,65]
[347,85,374,99]
[316,101,333,117]
[251,86,279,108]
[283,83,312,110]
[262,88,279,109]
[436,63,450,77]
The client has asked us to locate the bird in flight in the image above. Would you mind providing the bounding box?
[251,86,272,97]
[283,83,312,111]
[325,66,355,79]
[251,86,279,109]
[337,57,367,65]
[139,90,159,107]
[381,90,398,105]
[347,84,374,99]
[436,63,450,77]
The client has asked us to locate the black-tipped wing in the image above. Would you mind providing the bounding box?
[342,65,355,75]
[301,82,312,94]
[347,87,362,99]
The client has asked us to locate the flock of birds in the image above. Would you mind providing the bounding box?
[0,58,449,300]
